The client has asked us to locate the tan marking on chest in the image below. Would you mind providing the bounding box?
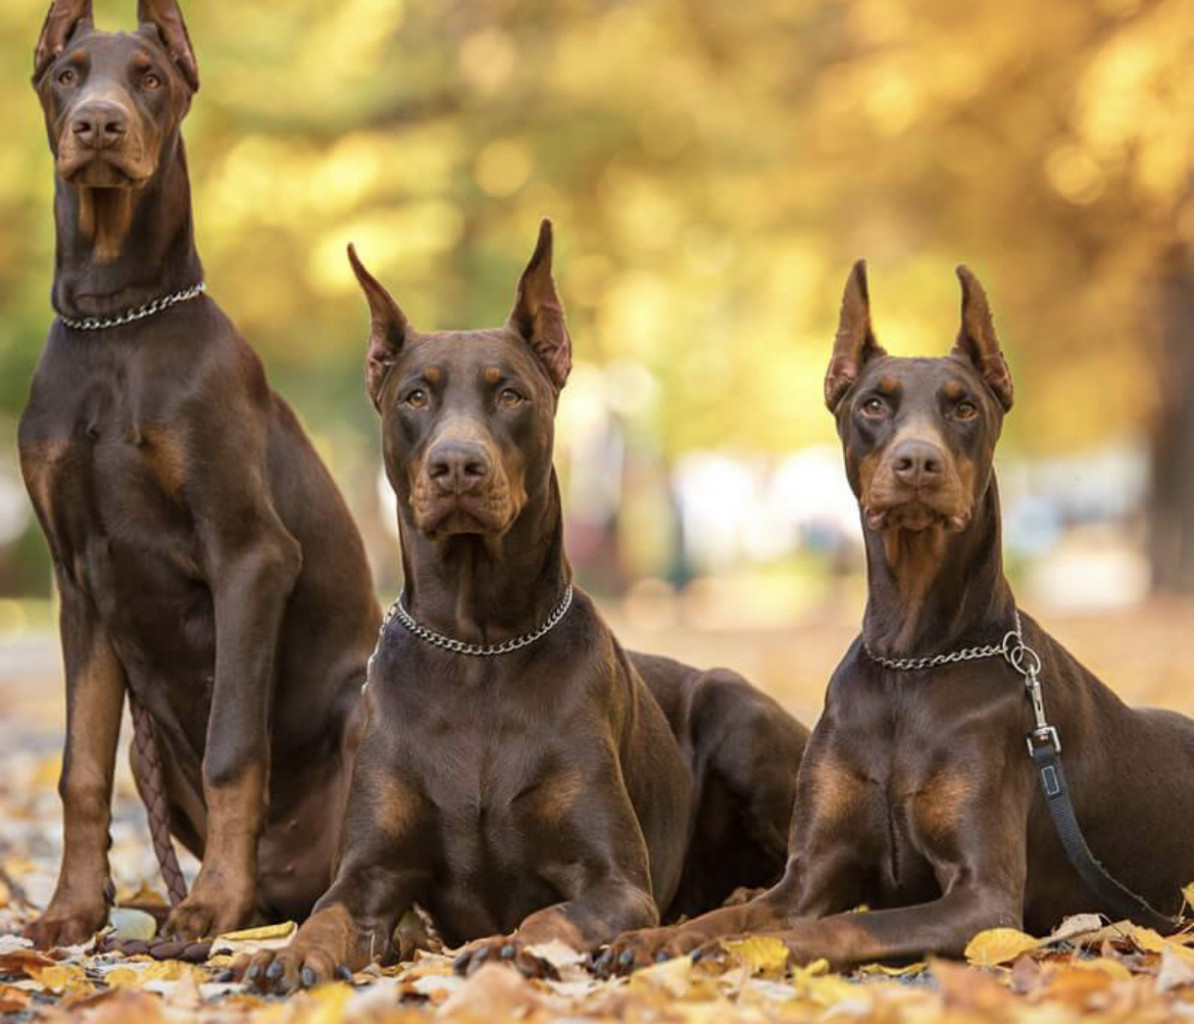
[807,755,869,825]
[20,440,72,516]
[371,772,421,840]
[912,770,974,844]
[141,427,189,503]
[530,768,585,825]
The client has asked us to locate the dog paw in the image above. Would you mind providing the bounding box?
[452,936,556,979]
[163,889,254,940]
[597,926,706,976]
[24,900,108,950]
[233,947,354,995]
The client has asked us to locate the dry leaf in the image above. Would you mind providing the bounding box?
[964,927,1041,967]
[1158,944,1194,993]
[628,953,693,996]
[437,964,543,1017]
[720,935,790,976]
[214,921,296,942]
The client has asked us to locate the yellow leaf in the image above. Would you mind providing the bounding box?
[964,928,1040,967]
[215,921,296,942]
[720,935,790,975]
[628,953,692,996]
[105,968,142,990]
[858,961,928,976]
[1129,926,1168,953]
[28,963,91,995]
[1183,883,1194,911]
[1069,956,1134,979]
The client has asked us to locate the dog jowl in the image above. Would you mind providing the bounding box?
[20,0,381,948]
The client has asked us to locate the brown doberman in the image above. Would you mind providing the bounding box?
[20,0,381,946]
[239,221,809,992]
[606,261,1194,971]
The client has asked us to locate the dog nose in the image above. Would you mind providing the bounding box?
[891,440,945,488]
[427,441,493,495]
[71,102,128,149]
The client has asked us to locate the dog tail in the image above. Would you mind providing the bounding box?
[129,696,189,907]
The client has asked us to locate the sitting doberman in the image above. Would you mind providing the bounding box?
[240,221,809,992]
[20,0,381,945]
[606,261,1194,971]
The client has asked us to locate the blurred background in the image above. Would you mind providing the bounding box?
[0,0,1192,748]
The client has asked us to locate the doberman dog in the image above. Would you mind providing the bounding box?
[606,261,1194,971]
[20,0,381,946]
[239,221,809,992]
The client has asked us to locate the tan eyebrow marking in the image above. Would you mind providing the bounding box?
[69,51,89,67]
[877,376,901,395]
[943,380,966,401]
[483,367,502,384]
[131,53,153,71]
[423,366,442,385]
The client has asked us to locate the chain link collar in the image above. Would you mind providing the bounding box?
[383,585,574,658]
[57,281,206,332]
[863,610,1057,753]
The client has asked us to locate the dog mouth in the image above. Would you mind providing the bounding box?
[58,152,149,188]
[863,499,971,533]
[414,495,516,539]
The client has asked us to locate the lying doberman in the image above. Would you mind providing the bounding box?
[607,261,1194,971]
[240,221,809,991]
[20,0,381,945]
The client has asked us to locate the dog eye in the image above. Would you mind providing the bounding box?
[57,68,77,87]
[498,388,524,408]
[141,72,163,90]
[403,389,429,409]
[954,400,979,421]
[860,397,887,418]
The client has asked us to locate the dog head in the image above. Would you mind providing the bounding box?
[33,0,198,190]
[825,261,1014,535]
[350,219,572,542]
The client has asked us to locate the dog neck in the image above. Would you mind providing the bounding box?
[397,471,573,647]
[861,477,1015,659]
[52,133,204,322]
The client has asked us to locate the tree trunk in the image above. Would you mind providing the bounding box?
[1150,244,1194,594]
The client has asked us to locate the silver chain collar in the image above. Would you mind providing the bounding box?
[383,585,575,658]
[864,611,1058,753]
[57,281,206,332]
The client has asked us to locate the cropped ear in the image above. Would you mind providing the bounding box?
[33,0,92,83]
[348,244,410,412]
[138,0,199,92]
[509,219,572,391]
[825,259,885,411]
[953,265,1013,411]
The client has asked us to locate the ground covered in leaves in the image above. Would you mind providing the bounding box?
[3,603,1194,1023]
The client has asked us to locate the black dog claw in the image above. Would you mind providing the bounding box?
[453,951,470,975]
[655,951,670,963]
[619,950,634,967]
[215,969,235,983]
[335,965,354,982]
[691,948,705,962]
[500,944,516,960]
[301,966,316,988]
[266,961,284,980]
[245,964,261,981]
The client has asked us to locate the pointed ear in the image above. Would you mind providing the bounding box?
[953,265,1013,411]
[33,0,92,83]
[825,259,885,411]
[348,244,410,412]
[509,219,572,391]
[138,0,199,91]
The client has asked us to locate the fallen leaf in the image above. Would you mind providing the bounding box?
[214,920,296,942]
[0,984,30,1013]
[1046,913,1106,944]
[629,953,693,996]
[964,927,1041,967]
[720,935,790,976]
[437,964,542,1017]
[1157,944,1194,993]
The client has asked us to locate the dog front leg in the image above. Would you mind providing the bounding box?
[165,529,303,938]
[26,577,126,949]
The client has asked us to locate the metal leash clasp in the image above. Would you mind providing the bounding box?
[1003,615,1059,754]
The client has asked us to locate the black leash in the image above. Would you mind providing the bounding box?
[867,612,1180,934]
[1012,624,1178,934]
